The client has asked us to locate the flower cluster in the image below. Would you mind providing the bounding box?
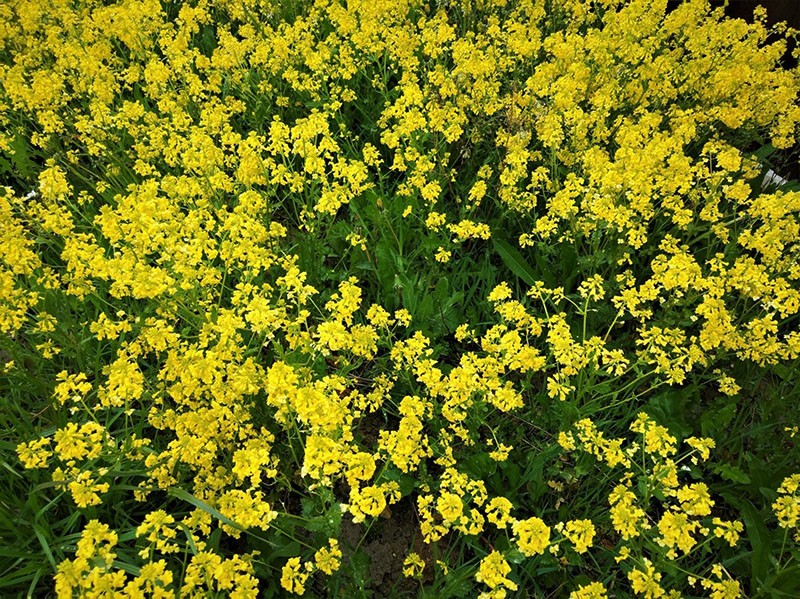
[2,0,799,596]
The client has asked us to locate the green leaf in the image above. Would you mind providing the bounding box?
[722,493,770,592]
[348,549,371,590]
[712,463,751,485]
[524,447,556,500]
[379,465,417,496]
[464,452,495,479]
[701,401,736,438]
[110,560,141,577]
[168,487,239,530]
[493,238,541,287]
[762,564,800,597]
[0,154,12,176]
[500,460,522,491]
[10,133,36,180]
[31,524,56,572]
[558,242,579,293]
[375,238,399,308]
[267,540,302,560]
[643,388,694,439]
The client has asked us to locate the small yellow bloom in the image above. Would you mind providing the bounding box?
[570,582,608,599]
[564,519,596,554]
[513,516,550,556]
[475,551,517,592]
[281,557,309,595]
[712,518,743,547]
[629,559,665,598]
[486,497,514,529]
[437,492,464,524]
[403,552,425,578]
[435,247,451,262]
[314,539,342,575]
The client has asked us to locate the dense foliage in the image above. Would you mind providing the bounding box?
[1,0,800,597]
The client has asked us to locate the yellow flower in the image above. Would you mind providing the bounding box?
[629,559,665,598]
[716,374,740,396]
[547,376,573,401]
[712,518,743,547]
[513,516,551,556]
[677,483,714,517]
[346,232,367,251]
[136,510,179,557]
[454,323,472,341]
[350,485,387,522]
[435,247,451,262]
[489,443,512,462]
[66,470,109,508]
[314,539,342,575]
[448,219,491,242]
[53,371,93,405]
[700,565,742,599]
[488,282,513,303]
[564,519,596,554]
[609,485,646,540]
[570,582,608,599]
[38,165,71,200]
[475,551,517,592]
[366,304,393,327]
[630,413,677,457]
[773,490,800,530]
[16,437,52,469]
[657,510,699,555]
[685,437,715,461]
[280,557,309,595]
[578,274,605,301]
[615,546,631,563]
[216,490,277,537]
[486,497,514,529]
[558,431,576,451]
[394,309,412,326]
[425,211,446,230]
[437,492,464,524]
[403,552,425,578]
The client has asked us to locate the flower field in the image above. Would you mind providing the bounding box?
[2,0,800,596]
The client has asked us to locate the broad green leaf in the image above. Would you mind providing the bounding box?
[493,237,541,287]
